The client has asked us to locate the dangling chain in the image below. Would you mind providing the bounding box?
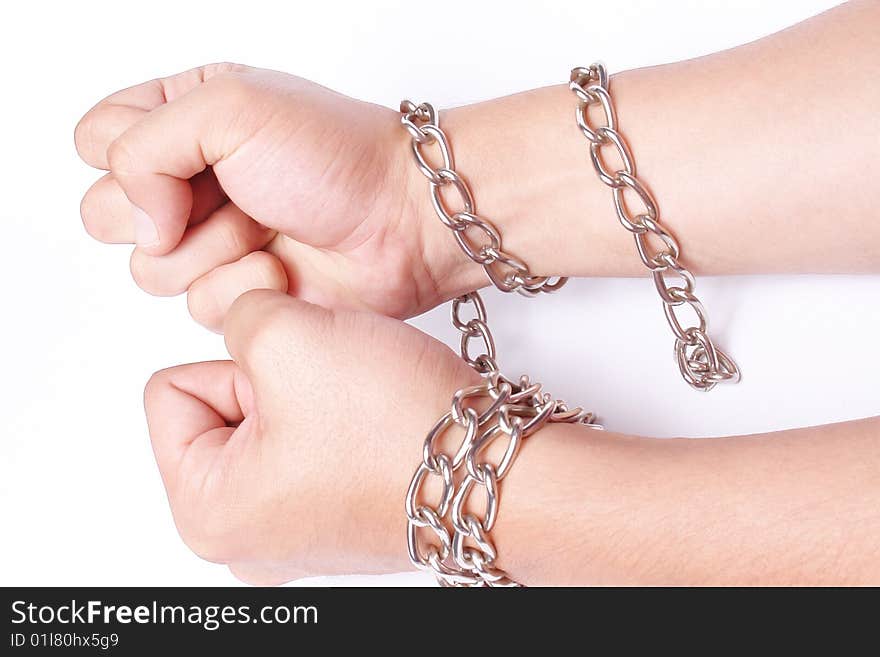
[400,100,600,587]
[569,63,740,391]
[400,61,741,586]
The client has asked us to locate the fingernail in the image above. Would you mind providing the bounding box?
[132,205,159,247]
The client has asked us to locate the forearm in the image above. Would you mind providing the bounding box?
[416,0,880,298]
[494,415,880,585]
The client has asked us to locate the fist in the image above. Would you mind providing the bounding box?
[76,63,463,331]
[143,290,478,583]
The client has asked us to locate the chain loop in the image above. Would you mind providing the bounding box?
[575,84,617,144]
[652,257,696,304]
[570,63,740,391]
[429,168,473,228]
[612,171,655,233]
[451,292,487,333]
[662,288,709,341]
[405,370,601,587]
[422,411,478,472]
[400,96,605,587]
[589,126,636,187]
[460,318,497,370]
[450,465,498,533]
[405,455,454,525]
[635,216,680,270]
[451,212,502,264]
[400,100,567,297]
[410,124,452,184]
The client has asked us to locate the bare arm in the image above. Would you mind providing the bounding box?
[423,0,880,298]
[138,289,879,586]
[489,415,880,585]
[77,2,878,327]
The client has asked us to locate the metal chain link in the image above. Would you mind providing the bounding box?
[400,100,567,297]
[569,63,741,391]
[402,60,745,586]
[399,95,606,586]
[406,364,601,587]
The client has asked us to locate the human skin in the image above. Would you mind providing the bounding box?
[81,0,880,584]
[145,289,880,585]
[75,1,880,332]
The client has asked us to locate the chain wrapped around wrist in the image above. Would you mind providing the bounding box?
[400,61,742,585]
[399,99,566,299]
[405,365,599,586]
[400,99,600,586]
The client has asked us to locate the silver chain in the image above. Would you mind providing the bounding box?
[399,103,601,586]
[569,63,741,391]
[405,343,601,587]
[400,100,566,297]
[402,56,741,583]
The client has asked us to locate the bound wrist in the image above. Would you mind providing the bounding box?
[367,352,483,574]
[410,83,613,300]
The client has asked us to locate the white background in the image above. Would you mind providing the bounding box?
[1,0,875,587]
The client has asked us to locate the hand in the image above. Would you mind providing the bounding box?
[143,289,478,583]
[75,63,468,331]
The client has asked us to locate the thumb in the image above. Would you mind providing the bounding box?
[223,289,333,384]
[106,70,256,255]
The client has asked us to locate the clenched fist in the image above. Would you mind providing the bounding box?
[75,63,473,330]
[144,290,478,583]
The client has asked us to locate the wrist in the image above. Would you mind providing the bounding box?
[486,421,636,585]
[411,79,648,301]
[366,352,483,574]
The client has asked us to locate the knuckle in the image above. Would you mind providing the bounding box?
[73,114,95,160]
[79,188,104,241]
[173,472,248,565]
[186,280,219,330]
[226,291,332,365]
[227,290,292,360]
[106,136,136,175]
[245,294,292,350]
[129,250,183,297]
[79,177,118,243]
[143,366,174,403]
[205,69,253,102]
[203,61,248,77]
[214,217,249,255]
[249,251,288,289]
[227,288,280,324]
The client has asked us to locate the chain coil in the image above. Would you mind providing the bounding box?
[400,100,567,297]
[401,59,740,585]
[399,95,601,586]
[405,355,601,587]
[570,63,741,391]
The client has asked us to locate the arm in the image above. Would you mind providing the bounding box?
[142,289,880,586]
[76,1,880,331]
[491,416,880,585]
[423,0,880,298]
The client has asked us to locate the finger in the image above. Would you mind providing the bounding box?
[81,169,227,244]
[223,289,332,380]
[143,360,256,482]
[129,203,275,296]
[105,68,260,254]
[75,62,247,170]
[187,251,289,333]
